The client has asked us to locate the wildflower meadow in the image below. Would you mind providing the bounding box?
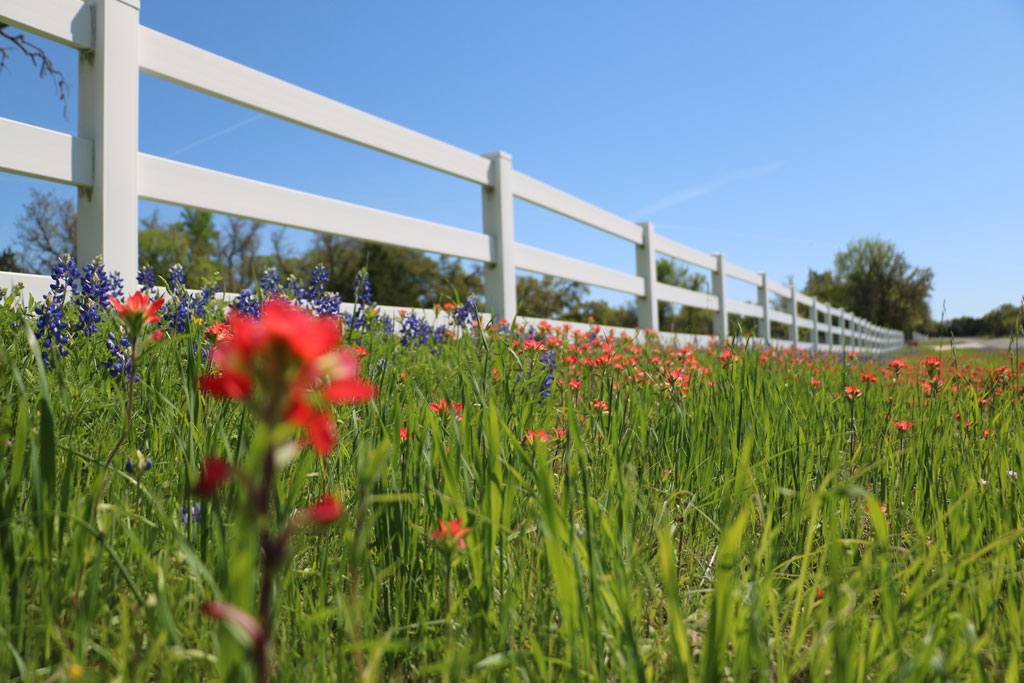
[1,258,1023,681]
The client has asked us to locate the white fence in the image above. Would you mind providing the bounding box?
[0,0,904,354]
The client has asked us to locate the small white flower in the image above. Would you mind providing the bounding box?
[979,478,989,486]
[1007,470,1018,480]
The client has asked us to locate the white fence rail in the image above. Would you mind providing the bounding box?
[0,0,904,354]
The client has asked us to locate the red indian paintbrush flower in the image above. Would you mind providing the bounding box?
[198,298,376,455]
[204,322,233,343]
[522,429,550,444]
[428,400,463,421]
[893,420,913,432]
[431,517,471,550]
[109,291,164,343]
[303,493,344,525]
[844,385,863,401]
[109,291,164,324]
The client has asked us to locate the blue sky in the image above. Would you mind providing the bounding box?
[1,0,1022,319]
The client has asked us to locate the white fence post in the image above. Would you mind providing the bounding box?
[839,310,848,356]
[811,299,820,352]
[788,285,799,345]
[712,253,728,340]
[76,0,139,286]
[758,272,771,346]
[481,151,515,322]
[635,221,658,332]
[826,303,834,352]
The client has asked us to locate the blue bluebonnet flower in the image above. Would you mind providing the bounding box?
[48,255,80,297]
[399,314,432,347]
[102,332,135,379]
[161,263,201,333]
[232,288,261,317]
[124,457,152,474]
[259,266,281,296]
[180,502,202,525]
[350,269,374,331]
[159,261,219,333]
[168,297,191,333]
[34,295,71,367]
[282,273,302,300]
[538,349,557,399]
[452,296,478,329]
[138,265,157,291]
[303,265,341,316]
[354,270,374,306]
[74,258,121,337]
[308,264,329,291]
[34,256,78,366]
[191,284,216,322]
[167,264,186,292]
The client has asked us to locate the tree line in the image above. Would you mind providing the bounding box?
[923,303,1022,338]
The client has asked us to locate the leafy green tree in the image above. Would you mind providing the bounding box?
[928,302,1023,338]
[516,275,589,320]
[0,247,21,273]
[139,210,189,280]
[435,255,484,305]
[572,299,637,327]
[656,257,713,333]
[180,208,219,286]
[805,237,933,336]
[981,303,1023,337]
[297,233,483,307]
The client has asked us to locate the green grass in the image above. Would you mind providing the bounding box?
[1,296,1023,681]
[895,341,1019,369]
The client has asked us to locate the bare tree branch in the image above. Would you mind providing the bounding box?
[215,217,263,291]
[14,189,77,273]
[0,23,72,116]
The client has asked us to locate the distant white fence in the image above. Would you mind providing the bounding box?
[0,0,904,354]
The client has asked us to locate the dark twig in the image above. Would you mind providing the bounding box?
[0,23,72,116]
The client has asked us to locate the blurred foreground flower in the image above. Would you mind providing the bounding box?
[199,297,376,454]
[195,297,375,682]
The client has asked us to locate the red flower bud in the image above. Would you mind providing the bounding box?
[201,600,264,644]
[304,493,344,526]
[195,457,232,496]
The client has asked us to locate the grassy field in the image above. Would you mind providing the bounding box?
[1,272,1023,681]
[893,339,1020,370]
